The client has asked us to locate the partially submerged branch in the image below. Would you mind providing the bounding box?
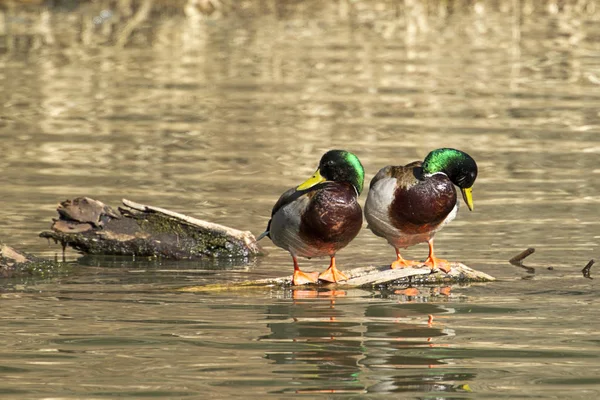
[582,259,594,279]
[509,247,536,274]
[509,247,535,266]
[178,261,496,292]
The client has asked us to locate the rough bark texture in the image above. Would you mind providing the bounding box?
[39,197,264,259]
[178,261,495,292]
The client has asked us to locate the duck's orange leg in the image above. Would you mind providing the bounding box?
[292,256,319,285]
[424,239,451,273]
[319,256,348,283]
[391,248,418,269]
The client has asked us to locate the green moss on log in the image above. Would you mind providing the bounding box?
[0,243,71,279]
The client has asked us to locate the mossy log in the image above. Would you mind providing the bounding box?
[0,242,68,278]
[178,262,495,292]
[39,197,264,259]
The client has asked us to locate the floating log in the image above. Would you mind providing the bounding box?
[178,261,495,292]
[39,197,264,260]
[0,242,69,279]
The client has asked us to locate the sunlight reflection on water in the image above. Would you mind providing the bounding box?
[0,1,599,398]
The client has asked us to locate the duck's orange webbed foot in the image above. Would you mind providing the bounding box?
[292,270,320,285]
[291,255,320,285]
[390,248,418,269]
[424,240,452,273]
[424,256,452,273]
[319,256,348,283]
[391,258,418,269]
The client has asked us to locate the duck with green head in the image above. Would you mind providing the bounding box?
[364,148,478,272]
[258,150,365,285]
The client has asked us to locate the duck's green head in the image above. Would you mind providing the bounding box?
[422,148,478,211]
[297,150,365,195]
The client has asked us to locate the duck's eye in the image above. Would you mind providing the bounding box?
[321,160,335,171]
[457,172,476,188]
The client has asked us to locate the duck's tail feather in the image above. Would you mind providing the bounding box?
[256,219,272,242]
[256,230,270,241]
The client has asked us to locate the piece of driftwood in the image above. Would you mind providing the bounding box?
[178,261,495,292]
[39,197,264,259]
[0,242,68,278]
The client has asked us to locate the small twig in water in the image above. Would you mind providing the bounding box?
[582,259,594,280]
[509,248,535,266]
[509,247,536,274]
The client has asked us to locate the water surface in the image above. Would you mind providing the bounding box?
[0,2,599,398]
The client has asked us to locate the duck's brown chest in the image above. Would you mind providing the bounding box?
[389,174,456,234]
[299,183,363,251]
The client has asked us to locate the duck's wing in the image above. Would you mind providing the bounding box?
[257,188,297,241]
[257,183,329,241]
[369,166,393,189]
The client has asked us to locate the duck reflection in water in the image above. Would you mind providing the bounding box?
[259,288,475,395]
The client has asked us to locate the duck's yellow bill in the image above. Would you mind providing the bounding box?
[297,168,326,190]
[461,187,474,211]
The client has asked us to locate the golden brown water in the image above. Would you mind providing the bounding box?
[1,2,599,398]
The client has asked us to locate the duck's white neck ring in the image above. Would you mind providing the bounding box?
[424,171,448,178]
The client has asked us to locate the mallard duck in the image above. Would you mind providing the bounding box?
[258,150,365,285]
[364,148,477,272]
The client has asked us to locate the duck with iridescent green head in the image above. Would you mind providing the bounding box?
[258,150,365,285]
[364,148,478,272]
